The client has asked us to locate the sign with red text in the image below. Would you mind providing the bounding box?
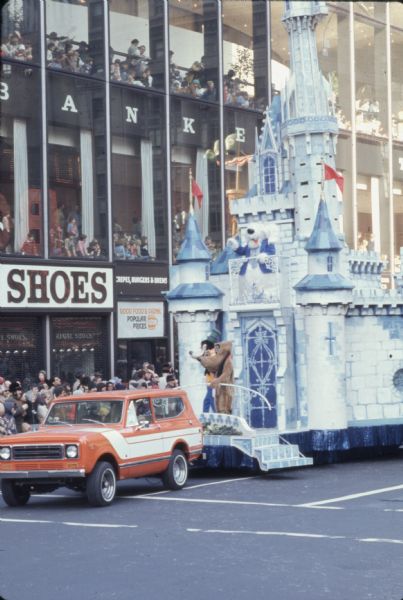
[0,264,114,310]
[117,302,165,339]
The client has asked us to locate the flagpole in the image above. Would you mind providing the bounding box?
[189,168,194,215]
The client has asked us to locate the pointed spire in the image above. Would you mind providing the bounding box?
[176,213,211,263]
[305,198,343,252]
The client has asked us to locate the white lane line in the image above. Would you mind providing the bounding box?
[187,528,403,545]
[187,528,345,539]
[0,517,137,529]
[126,495,292,507]
[139,476,259,496]
[384,508,403,513]
[298,483,403,507]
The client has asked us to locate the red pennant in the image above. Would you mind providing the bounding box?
[192,180,203,208]
[324,163,344,193]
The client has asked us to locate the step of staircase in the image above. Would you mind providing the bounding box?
[201,414,313,473]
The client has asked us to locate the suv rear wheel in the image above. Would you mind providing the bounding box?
[1,480,31,507]
[162,449,188,490]
[86,461,117,507]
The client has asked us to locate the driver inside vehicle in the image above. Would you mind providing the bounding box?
[135,399,152,424]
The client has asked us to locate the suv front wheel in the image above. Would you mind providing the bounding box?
[162,449,188,490]
[86,461,117,507]
[1,480,31,507]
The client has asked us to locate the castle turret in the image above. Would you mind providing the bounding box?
[281,1,340,238]
[294,198,354,431]
[166,213,223,414]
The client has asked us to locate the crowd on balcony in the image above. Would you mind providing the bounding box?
[110,38,152,87]
[46,32,94,75]
[1,31,33,62]
[0,363,178,435]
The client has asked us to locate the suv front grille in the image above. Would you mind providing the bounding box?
[12,445,64,460]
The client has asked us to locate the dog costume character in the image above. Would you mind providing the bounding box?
[227,226,276,302]
[194,341,234,414]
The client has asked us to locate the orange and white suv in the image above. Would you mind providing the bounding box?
[0,390,203,507]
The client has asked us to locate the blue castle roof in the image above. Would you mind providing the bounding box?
[176,213,211,263]
[165,282,223,300]
[305,198,343,252]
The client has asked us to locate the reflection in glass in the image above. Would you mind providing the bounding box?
[45,0,105,77]
[0,316,44,384]
[110,87,167,261]
[224,108,262,237]
[1,0,39,64]
[109,0,164,91]
[171,98,222,260]
[169,0,218,102]
[391,29,403,143]
[0,63,42,256]
[270,0,290,98]
[51,316,108,384]
[47,72,108,259]
[354,13,387,138]
[222,0,268,111]
[317,5,352,131]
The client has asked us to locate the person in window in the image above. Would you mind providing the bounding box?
[139,67,153,88]
[76,234,88,257]
[127,38,140,59]
[135,399,151,423]
[1,32,21,58]
[65,217,79,257]
[200,80,216,102]
[21,230,39,256]
[139,236,150,258]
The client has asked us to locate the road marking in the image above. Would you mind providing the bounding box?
[139,476,259,496]
[0,517,137,529]
[298,483,403,507]
[187,528,403,545]
[127,495,343,509]
[128,495,292,507]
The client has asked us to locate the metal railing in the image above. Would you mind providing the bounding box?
[177,382,272,429]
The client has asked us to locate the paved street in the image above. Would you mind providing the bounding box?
[1,453,403,600]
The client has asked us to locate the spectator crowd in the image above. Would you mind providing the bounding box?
[0,363,178,436]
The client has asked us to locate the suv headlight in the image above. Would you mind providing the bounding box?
[65,445,79,459]
[0,447,11,460]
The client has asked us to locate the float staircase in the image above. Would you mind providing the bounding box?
[200,413,313,472]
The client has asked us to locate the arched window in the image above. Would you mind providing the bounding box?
[263,155,276,194]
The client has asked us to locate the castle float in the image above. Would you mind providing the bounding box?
[166,0,403,466]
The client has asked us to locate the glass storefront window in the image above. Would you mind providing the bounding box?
[317,5,352,131]
[51,316,108,384]
[169,0,219,102]
[110,86,167,261]
[354,12,388,139]
[224,107,263,237]
[391,29,403,143]
[0,63,42,257]
[0,316,44,386]
[1,0,40,65]
[45,0,105,78]
[356,139,389,262]
[47,72,108,259]
[171,97,222,260]
[109,0,165,91]
[270,0,289,99]
[222,0,268,111]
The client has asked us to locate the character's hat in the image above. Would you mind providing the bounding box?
[206,328,221,345]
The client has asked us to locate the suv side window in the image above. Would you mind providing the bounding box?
[152,397,184,420]
[135,398,152,423]
[126,401,139,426]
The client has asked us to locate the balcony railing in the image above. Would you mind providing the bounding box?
[228,256,280,305]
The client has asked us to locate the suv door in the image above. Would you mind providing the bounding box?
[118,398,165,478]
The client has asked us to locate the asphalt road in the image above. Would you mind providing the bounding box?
[1,453,403,600]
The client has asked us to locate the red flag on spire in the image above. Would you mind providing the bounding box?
[192,180,203,208]
[324,163,344,193]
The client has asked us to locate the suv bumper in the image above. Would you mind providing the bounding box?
[0,469,86,479]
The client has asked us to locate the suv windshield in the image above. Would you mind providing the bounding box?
[46,400,124,425]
